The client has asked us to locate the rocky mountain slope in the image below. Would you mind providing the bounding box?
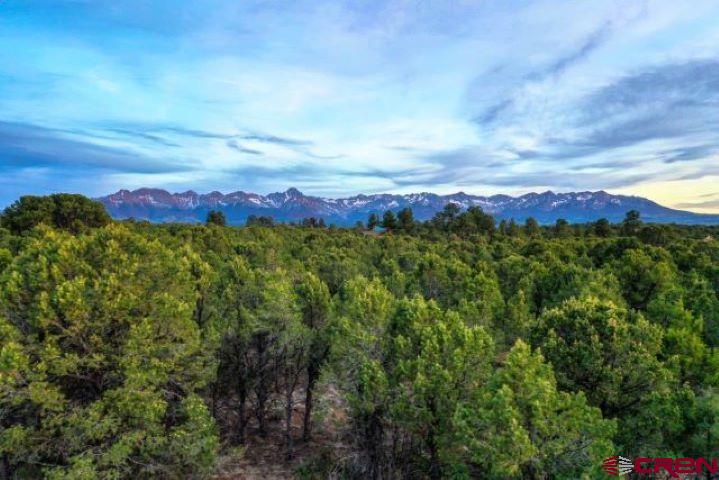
[98,188,719,225]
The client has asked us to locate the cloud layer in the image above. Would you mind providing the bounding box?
[1,0,719,210]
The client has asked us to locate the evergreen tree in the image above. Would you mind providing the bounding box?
[397,207,414,232]
[385,299,494,478]
[524,217,541,237]
[211,256,259,445]
[594,218,612,237]
[1,194,111,234]
[622,209,642,236]
[296,273,332,441]
[381,210,397,230]
[554,218,571,237]
[367,213,379,230]
[498,219,508,236]
[531,297,679,454]
[431,203,461,231]
[245,214,274,227]
[455,341,615,479]
[206,209,227,226]
[507,218,520,237]
[0,225,218,478]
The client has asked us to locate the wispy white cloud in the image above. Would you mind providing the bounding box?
[1,0,719,209]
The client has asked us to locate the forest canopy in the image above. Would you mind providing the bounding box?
[1,196,718,479]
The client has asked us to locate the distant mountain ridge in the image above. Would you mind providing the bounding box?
[97,187,719,225]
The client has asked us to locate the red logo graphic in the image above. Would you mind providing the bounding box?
[603,456,719,477]
[602,456,633,476]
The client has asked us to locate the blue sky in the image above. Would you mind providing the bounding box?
[2,0,719,211]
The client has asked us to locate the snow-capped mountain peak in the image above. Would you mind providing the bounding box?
[97,187,719,225]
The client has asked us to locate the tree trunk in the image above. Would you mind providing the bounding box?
[234,382,247,445]
[363,410,384,480]
[1,453,11,480]
[427,431,441,480]
[302,363,319,441]
[195,295,205,328]
[426,397,442,480]
[210,380,218,419]
[256,404,266,436]
[285,383,294,460]
[254,332,269,437]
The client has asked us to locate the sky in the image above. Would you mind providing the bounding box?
[1,0,719,212]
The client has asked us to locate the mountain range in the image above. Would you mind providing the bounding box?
[97,188,719,226]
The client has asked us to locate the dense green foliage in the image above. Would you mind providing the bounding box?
[1,194,111,235]
[0,225,216,479]
[1,197,719,478]
[206,210,227,227]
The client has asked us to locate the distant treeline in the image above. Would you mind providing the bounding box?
[233,202,717,245]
